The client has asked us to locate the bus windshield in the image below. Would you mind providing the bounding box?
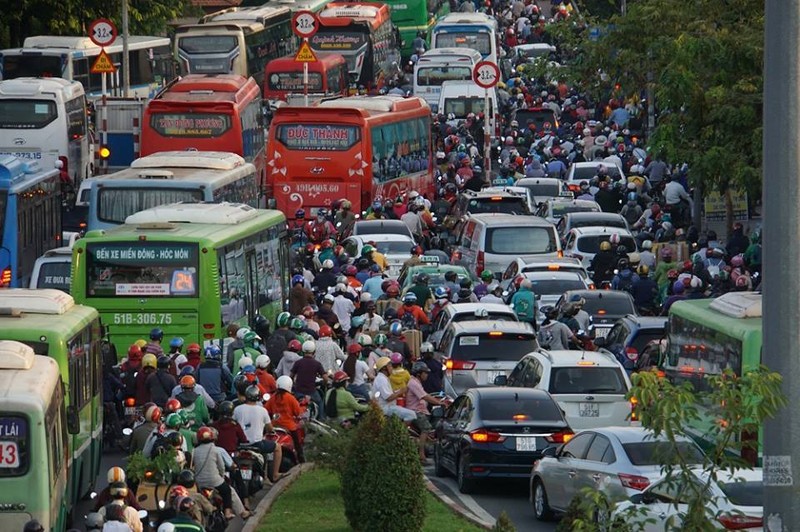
[1,54,63,79]
[0,416,29,477]
[86,241,200,297]
[178,35,238,54]
[97,188,204,224]
[0,99,57,129]
[416,65,472,86]
[435,32,491,55]
[275,123,361,151]
[310,30,369,73]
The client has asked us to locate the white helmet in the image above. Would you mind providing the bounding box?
[642,240,653,250]
[236,327,251,340]
[302,340,316,354]
[277,375,293,392]
[237,356,253,372]
[420,342,434,354]
[158,523,176,532]
[255,355,270,369]
[322,259,334,269]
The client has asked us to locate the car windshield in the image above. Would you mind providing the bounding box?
[576,235,637,254]
[528,278,586,295]
[486,227,556,254]
[353,222,410,237]
[719,480,763,507]
[623,441,705,466]
[451,334,537,361]
[480,395,563,421]
[370,240,413,254]
[549,367,628,394]
[572,165,623,180]
[571,217,627,230]
[521,182,561,197]
[468,197,529,215]
[581,295,636,316]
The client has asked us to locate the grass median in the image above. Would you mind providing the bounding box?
[258,467,487,532]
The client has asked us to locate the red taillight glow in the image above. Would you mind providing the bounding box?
[203,323,215,329]
[618,473,650,491]
[717,514,763,530]
[125,398,136,407]
[445,359,476,371]
[0,267,11,286]
[545,430,574,444]
[470,429,505,443]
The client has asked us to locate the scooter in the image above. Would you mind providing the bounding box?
[234,444,267,494]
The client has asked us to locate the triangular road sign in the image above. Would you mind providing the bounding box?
[90,49,117,74]
[294,41,317,63]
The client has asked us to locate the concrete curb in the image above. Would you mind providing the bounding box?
[424,478,496,530]
[240,462,315,532]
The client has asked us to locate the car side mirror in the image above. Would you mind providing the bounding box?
[493,374,508,386]
[541,446,558,458]
[593,337,607,347]
[430,406,445,418]
[629,493,644,505]
[641,491,657,504]
[67,405,80,435]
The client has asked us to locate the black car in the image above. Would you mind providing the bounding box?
[595,315,667,371]
[556,289,637,339]
[433,387,573,494]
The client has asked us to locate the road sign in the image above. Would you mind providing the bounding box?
[294,41,318,63]
[90,50,117,74]
[292,10,319,38]
[473,61,500,90]
[88,18,118,47]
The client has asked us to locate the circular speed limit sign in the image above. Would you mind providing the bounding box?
[292,10,319,38]
[88,18,118,47]
[473,61,500,90]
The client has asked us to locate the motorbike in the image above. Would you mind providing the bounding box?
[265,425,300,473]
[200,486,228,532]
[233,444,267,495]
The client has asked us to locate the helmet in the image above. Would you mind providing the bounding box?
[255,354,270,369]
[236,327,251,340]
[142,353,158,369]
[164,398,181,414]
[410,245,423,256]
[599,241,612,251]
[618,258,630,270]
[322,259,335,270]
[277,375,293,392]
[173,495,195,513]
[348,343,362,355]
[150,328,164,341]
[319,325,333,338]
[292,274,305,285]
[351,315,366,329]
[541,305,559,320]
[341,199,352,210]
[660,247,673,260]
[642,240,653,250]
[361,244,375,256]
[127,345,143,362]
[459,278,472,289]
[276,311,292,328]
[386,283,400,296]
[357,333,373,347]
[242,364,257,376]
[205,345,222,360]
[165,412,183,429]
[302,340,316,354]
[321,239,333,250]
[288,339,302,352]
[415,273,430,284]
[289,317,304,331]
[213,402,233,421]
[411,361,430,375]
[157,355,171,369]
[145,405,162,423]
[344,264,358,277]
[244,385,261,402]
[196,426,216,443]
[180,375,196,389]
[233,374,251,395]
[85,513,105,529]
[109,481,128,498]
[474,308,489,318]
[134,339,148,349]
[389,352,403,365]
[617,245,629,256]
[637,264,650,276]
[389,321,403,336]
[481,270,494,281]
[356,258,370,270]
[177,469,196,489]
[169,337,184,349]
[107,466,126,484]
[434,286,449,299]
[730,254,744,268]
[295,208,306,219]
[373,333,387,347]
[420,342,434,354]
[403,292,417,304]
[375,356,392,372]
[333,370,349,384]
[672,280,685,294]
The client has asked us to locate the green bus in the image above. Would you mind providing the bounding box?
[0,341,69,531]
[71,202,290,355]
[664,292,763,464]
[0,289,103,528]
[385,0,450,57]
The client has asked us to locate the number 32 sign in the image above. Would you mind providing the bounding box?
[473,61,500,90]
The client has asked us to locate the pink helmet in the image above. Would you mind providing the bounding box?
[730,254,744,268]
[389,352,403,365]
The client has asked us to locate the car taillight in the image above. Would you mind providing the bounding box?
[470,429,505,443]
[717,514,763,530]
[630,396,638,422]
[625,347,639,361]
[618,473,650,491]
[125,397,136,407]
[445,358,476,371]
[0,267,11,287]
[476,251,485,275]
[545,430,574,444]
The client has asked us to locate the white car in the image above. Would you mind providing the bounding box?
[501,350,633,430]
[351,219,414,239]
[565,161,626,193]
[342,234,416,274]
[563,226,638,269]
[612,468,763,531]
[534,198,602,225]
[428,302,518,348]
[29,246,73,293]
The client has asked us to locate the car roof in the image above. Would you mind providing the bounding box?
[546,198,600,208]
[521,257,582,268]
[516,177,562,186]
[563,289,632,301]
[463,189,523,199]
[571,226,634,237]
[585,426,692,444]
[41,246,73,258]
[470,386,552,401]
[524,271,584,281]
[622,315,668,329]
[446,303,517,315]
[450,320,535,334]
[570,161,623,170]
[534,349,621,368]
[469,213,552,227]
[407,264,468,274]
[564,212,626,222]
[350,233,415,244]
[353,220,409,231]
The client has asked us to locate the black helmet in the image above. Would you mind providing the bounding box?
[253,314,268,330]
[177,469,196,488]
[166,431,184,448]
[234,374,251,395]
[23,520,45,532]
[149,327,164,341]
[356,257,370,270]
[157,355,171,369]
[416,273,430,284]
[245,385,261,402]
[444,271,457,282]
[541,305,559,320]
[384,307,398,321]
[459,277,472,289]
[218,400,235,418]
[616,245,629,256]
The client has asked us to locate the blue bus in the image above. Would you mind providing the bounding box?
[0,156,62,288]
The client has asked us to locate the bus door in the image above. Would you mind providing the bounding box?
[244,249,260,327]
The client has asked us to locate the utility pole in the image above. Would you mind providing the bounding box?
[762,0,800,529]
[122,0,130,97]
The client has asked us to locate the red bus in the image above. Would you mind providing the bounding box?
[263,53,348,103]
[141,74,266,204]
[267,95,433,216]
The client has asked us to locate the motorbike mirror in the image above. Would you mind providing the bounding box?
[262,393,271,403]
[138,509,148,519]
[158,500,166,510]
[273,413,281,420]
[122,428,133,436]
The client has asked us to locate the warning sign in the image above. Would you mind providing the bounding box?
[294,41,317,63]
[90,49,117,74]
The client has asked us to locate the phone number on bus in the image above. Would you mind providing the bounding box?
[112,312,173,325]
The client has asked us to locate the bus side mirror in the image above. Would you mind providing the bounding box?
[67,405,80,435]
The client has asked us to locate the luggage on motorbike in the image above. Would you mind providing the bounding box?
[404,329,422,360]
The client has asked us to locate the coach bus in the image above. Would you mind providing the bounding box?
[267,95,433,217]
[382,0,449,57]
[0,77,91,187]
[240,0,330,11]
[86,151,259,231]
[176,6,295,87]
[141,75,266,204]
[0,341,68,532]
[311,2,401,91]
[0,289,104,522]
[72,203,289,354]
[664,291,763,464]
[0,156,61,288]
[263,53,348,103]
[0,35,174,100]
[431,12,498,66]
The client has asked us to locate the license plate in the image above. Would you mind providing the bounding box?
[266,453,274,461]
[486,370,503,383]
[125,407,136,416]
[515,437,536,452]
[240,468,252,480]
[579,402,600,417]
[594,328,610,339]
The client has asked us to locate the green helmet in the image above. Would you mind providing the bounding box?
[373,333,387,347]
[357,333,373,347]
[297,332,313,343]
[243,331,258,345]
[177,410,192,425]
[480,269,494,281]
[276,311,291,328]
[361,245,375,257]
[165,413,183,429]
[456,144,466,153]
[289,317,304,331]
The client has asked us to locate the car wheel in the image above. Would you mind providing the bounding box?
[532,479,555,521]
[456,454,475,494]
[433,444,447,478]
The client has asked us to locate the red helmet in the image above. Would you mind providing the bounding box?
[187,343,201,354]
[302,305,315,318]
[334,245,344,256]
[347,343,362,355]
[288,339,303,352]
[127,345,143,362]
[180,375,196,388]
[319,325,333,338]
[321,240,333,250]
[386,283,400,296]
[196,426,216,443]
[164,398,181,414]
[682,260,693,272]
[145,405,162,423]
[333,370,349,384]
[344,265,358,276]
[667,269,680,280]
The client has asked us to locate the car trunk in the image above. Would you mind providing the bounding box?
[554,393,631,430]
[482,420,570,457]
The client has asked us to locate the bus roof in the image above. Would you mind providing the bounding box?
[200,5,291,23]
[434,12,496,27]
[0,156,60,193]
[91,153,255,188]
[669,297,763,340]
[0,290,98,350]
[318,2,390,27]
[0,77,84,99]
[0,341,60,408]
[315,94,429,114]
[418,48,482,63]
[150,75,259,105]
[131,152,247,171]
[18,35,170,55]
[125,202,266,225]
[0,288,75,314]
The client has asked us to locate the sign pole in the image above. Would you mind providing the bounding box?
[472,60,499,181]
[304,38,309,107]
[484,88,491,178]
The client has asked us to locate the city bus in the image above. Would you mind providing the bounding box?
[0,340,68,531]
[267,95,433,216]
[239,0,331,12]
[431,12,499,66]
[86,151,259,230]
[0,156,62,288]
[0,289,104,521]
[382,0,449,57]
[311,2,401,91]
[0,77,91,186]
[0,35,174,100]
[141,75,266,205]
[176,6,296,87]
[263,53,348,103]
[664,292,763,464]
[72,203,290,354]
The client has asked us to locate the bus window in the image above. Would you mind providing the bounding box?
[97,187,204,224]
[218,242,248,324]
[0,415,29,476]
[68,327,93,409]
[0,99,57,129]
[65,97,87,139]
[1,54,63,79]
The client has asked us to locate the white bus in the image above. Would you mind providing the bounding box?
[86,151,260,230]
[0,35,174,100]
[431,13,498,66]
[0,77,91,185]
[413,48,482,112]
[176,6,296,86]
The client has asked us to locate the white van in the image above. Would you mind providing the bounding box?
[29,246,73,293]
[413,48,482,112]
[438,80,498,132]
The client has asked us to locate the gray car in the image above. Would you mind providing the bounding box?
[530,426,706,521]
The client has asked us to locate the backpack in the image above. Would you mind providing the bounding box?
[538,325,554,350]
[102,503,132,532]
[512,292,533,320]
[400,310,418,330]
[617,273,635,294]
